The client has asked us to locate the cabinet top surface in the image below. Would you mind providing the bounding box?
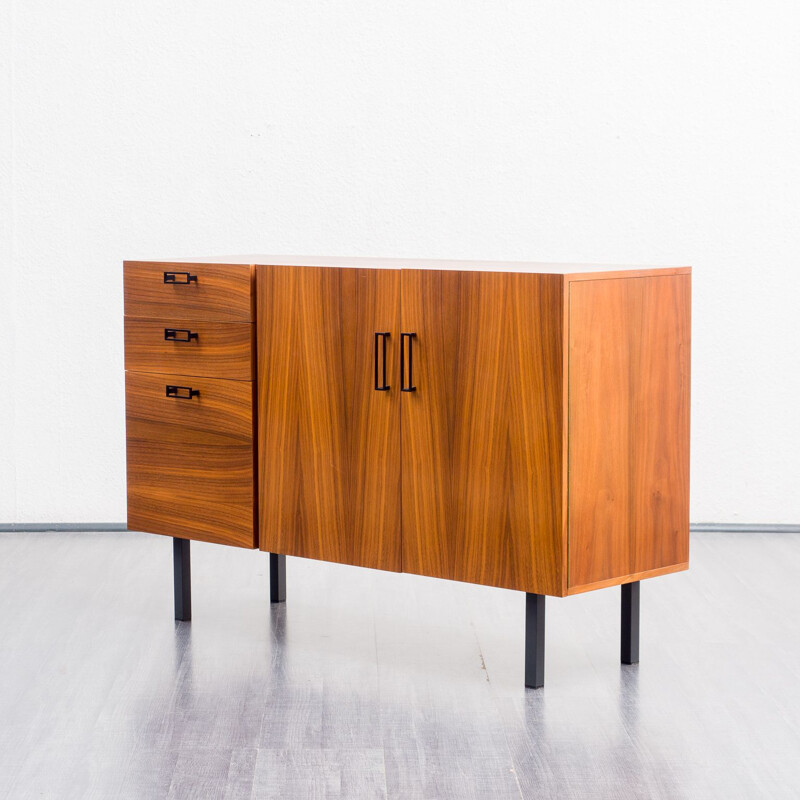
[126,255,690,277]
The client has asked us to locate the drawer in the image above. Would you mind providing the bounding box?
[125,371,255,548]
[124,261,254,322]
[124,318,253,380]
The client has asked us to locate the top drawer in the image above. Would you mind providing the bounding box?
[124,261,254,322]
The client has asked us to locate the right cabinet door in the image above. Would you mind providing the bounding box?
[400,270,565,594]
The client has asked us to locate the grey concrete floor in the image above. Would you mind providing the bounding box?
[0,530,799,799]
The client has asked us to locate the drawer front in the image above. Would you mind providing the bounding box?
[125,318,253,380]
[125,371,255,548]
[124,261,254,322]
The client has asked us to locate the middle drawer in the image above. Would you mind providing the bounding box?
[124,318,253,380]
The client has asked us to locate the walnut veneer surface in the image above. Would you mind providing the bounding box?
[400,270,564,595]
[124,258,691,596]
[124,261,257,549]
[257,265,402,572]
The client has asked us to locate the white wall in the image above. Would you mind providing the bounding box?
[1,1,798,525]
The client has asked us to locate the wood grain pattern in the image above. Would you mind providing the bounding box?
[124,318,253,380]
[124,261,254,322]
[126,370,255,548]
[400,270,565,595]
[257,265,401,571]
[122,255,691,593]
[568,274,691,590]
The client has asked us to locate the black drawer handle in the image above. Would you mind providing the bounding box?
[163,271,197,284]
[400,332,417,392]
[166,385,199,399]
[164,328,198,342]
[374,332,390,391]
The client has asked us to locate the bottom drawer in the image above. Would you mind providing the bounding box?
[125,371,256,548]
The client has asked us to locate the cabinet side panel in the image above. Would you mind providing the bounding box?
[401,270,564,595]
[568,274,691,589]
[257,265,401,571]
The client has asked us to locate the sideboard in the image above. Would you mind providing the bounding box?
[124,256,691,688]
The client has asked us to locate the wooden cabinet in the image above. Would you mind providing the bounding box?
[124,256,691,686]
[124,257,690,591]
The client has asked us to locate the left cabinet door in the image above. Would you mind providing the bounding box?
[257,265,402,571]
[126,371,256,548]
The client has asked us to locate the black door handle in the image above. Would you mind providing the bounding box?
[374,332,390,391]
[166,385,199,399]
[400,332,417,392]
[164,328,198,342]
[163,271,197,284]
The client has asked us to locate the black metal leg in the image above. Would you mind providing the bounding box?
[173,537,191,621]
[270,553,286,603]
[525,592,545,688]
[621,581,640,664]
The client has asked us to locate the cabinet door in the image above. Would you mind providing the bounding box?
[257,266,401,571]
[400,270,565,595]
